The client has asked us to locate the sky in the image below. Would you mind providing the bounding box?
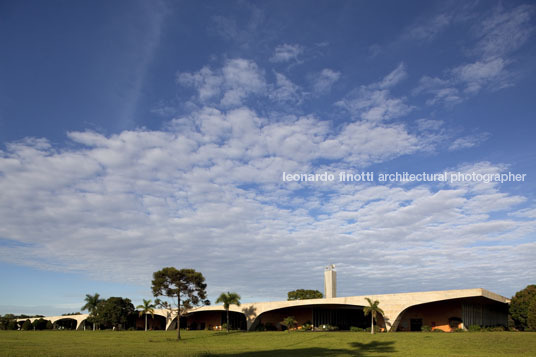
[0,0,535,316]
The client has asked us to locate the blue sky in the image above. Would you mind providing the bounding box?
[0,0,535,316]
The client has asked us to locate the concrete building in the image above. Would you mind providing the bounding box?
[18,285,510,332]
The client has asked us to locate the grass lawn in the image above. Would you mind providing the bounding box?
[1,330,536,356]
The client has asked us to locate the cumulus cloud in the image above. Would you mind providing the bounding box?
[270,43,304,63]
[336,63,412,121]
[178,59,266,107]
[312,68,341,94]
[0,104,533,301]
[1,58,534,303]
[269,72,302,103]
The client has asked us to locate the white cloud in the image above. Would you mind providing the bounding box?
[178,59,266,107]
[403,13,452,42]
[270,44,304,63]
[414,4,534,105]
[0,127,533,300]
[1,56,534,304]
[377,63,407,89]
[448,133,490,151]
[416,118,443,131]
[336,64,412,121]
[474,4,535,59]
[451,58,510,94]
[269,72,301,103]
[312,68,341,93]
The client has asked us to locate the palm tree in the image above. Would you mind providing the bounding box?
[136,299,156,331]
[81,293,102,331]
[216,292,241,332]
[363,297,384,334]
[281,316,297,332]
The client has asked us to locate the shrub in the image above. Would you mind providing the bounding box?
[452,328,465,332]
[432,328,444,332]
[254,323,265,331]
[32,318,49,330]
[280,316,297,331]
[421,325,432,332]
[21,319,33,331]
[350,326,364,332]
[468,325,481,332]
[46,321,53,330]
[7,320,19,330]
[314,324,339,331]
[300,323,312,331]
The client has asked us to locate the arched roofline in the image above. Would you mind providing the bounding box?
[388,292,509,331]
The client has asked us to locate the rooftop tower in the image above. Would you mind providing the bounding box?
[324,264,336,298]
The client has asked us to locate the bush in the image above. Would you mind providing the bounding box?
[46,321,53,330]
[468,325,481,332]
[421,325,432,332]
[7,320,19,330]
[254,323,265,331]
[432,328,444,332]
[452,328,465,332]
[21,319,33,331]
[350,326,364,332]
[32,318,49,330]
[300,323,312,331]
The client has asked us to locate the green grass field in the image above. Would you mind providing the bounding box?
[1,330,536,357]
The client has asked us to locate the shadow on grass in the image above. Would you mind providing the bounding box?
[211,340,396,356]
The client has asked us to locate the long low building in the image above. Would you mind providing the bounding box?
[175,287,510,332]
[18,288,510,332]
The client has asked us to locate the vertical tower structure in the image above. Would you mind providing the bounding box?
[324,264,336,298]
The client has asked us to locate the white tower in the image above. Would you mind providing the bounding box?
[324,264,336,298]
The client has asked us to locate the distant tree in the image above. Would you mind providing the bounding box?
[528,299,536,331]
[510,285,536,331]
[21,319,32,331]
[216,292,241,332]
[32,318,49,330]
[94,297,135,330]
[46,320,53,330]
[287,289,323,300]
[0,314,16,330]
[136,299,156,331]
[151,267,209,340]
[363,298,384,334]
[280,316,297,332]
[82,293,103,331]
[7,319,18,330]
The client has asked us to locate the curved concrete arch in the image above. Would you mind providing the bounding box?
[17,314,89,330]
[383,288,509,331]
[248,302,374,331]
